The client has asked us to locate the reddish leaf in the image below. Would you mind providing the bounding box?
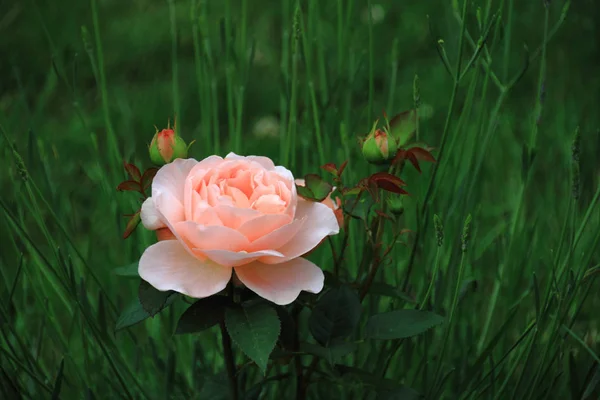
[123,161,142,181]
[123,211,141,239]
[141,168,159,191]
[321,163,338,176]
[368,172,409,195]
[404,151,422,173]
[117,180,143,193]
[408,147,436,162]
[338,160,348,177]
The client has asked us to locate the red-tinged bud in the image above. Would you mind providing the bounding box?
[361,127,398,165]
[149,123,189,165]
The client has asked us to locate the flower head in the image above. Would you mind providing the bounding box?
[139,154,340,305]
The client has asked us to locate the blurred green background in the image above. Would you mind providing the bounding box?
[1,0,599,398]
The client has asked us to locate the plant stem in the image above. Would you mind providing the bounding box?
[220,320,238,400]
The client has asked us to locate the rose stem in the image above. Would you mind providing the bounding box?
[220,319,238,400]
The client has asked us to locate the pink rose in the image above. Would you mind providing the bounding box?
[139,153,339,305]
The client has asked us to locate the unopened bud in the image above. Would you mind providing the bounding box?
[387,196,404,216]
[361,127,398,165]
[149,121,189,166]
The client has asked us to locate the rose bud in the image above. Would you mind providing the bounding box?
[387,196,404,216]
[361,128,398,165]
[149,123,189,166]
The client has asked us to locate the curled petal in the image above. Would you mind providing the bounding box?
[202,249,284,267]
[225,152,276,170]
[234,258,324,305]
[141,197,166,231]
[175,221,250,252]
[139,240,232,298]
[259,200,339,264]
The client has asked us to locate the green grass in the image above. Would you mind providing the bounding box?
[1,0,600,398]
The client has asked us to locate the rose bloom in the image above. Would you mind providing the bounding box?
[139,153,340,305]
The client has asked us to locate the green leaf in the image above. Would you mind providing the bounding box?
[388,109,417,147]
[309,285,361,346]
[138,279,176,317]
[300,340,356,366]
[113,263,139,278]
[342,194,374,221]
[115,289,179,332]
[366,309,444,340]
[296,174,333,202]
[225,302,280,375]
[175,296,232,335]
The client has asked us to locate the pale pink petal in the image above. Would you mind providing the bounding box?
[246,217,305,252]
[203,249,284,267]
[225,152,276,170]
[175,221,250,252]
[214,205,261,229]
[140,197,165,230]
[237,214,292,242]
[234,258,324,305]
[259,200,339,264]
[139,240,232,298]
[153,191,185,226]
[152,158,198,200]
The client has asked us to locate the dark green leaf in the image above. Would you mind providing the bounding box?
[225,302,280,375]
[175,296,232,335]
[343,194,374,221]
[309,285,361,346]
[113,263,139,278]
[296,174,333,202]
[138,279,176,317]
[115,290,179,332]
[366,309,444,340]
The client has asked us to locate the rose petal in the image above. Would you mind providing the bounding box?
[237,213,292,242]
[225,152,276,170]
[175,221,250,252]
[259,200,339,264]
[152,158,198,201]
[139,240,232,298]
[203,249,285,267]
[247,216,305,252]
[234,258,324,305]
[140,197,166,230]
